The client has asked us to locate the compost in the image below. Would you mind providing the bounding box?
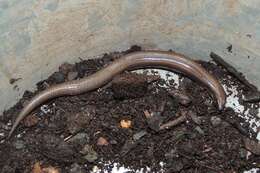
[0,46,259,173]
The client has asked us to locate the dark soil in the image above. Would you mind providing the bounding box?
[0,46,259,173]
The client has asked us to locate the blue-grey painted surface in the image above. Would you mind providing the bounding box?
[0,0,260,113]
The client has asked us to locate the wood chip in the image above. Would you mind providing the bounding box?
[143,110,151,118]
[120,119,132,128]
[32,162,41,173]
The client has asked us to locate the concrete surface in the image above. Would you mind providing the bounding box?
[1,0,260,113]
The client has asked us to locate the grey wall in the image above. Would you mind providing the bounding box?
[1,0,260,113]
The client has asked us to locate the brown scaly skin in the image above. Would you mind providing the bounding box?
[8,50,226,138]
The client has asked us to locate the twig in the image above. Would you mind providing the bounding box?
[210,52,257,91]
[159,111,187,130]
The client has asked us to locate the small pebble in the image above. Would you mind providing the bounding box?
[67,71,78,81]
[110,140,118,145]
[59,63,74,74]
[66,132,89,145]
[80,144,98,162]
[22,100,30,107]
[14,140,25,150]
[133,130,147,141]
[195,126,205,135]
[189,111,201,124]
[69,163,85,173]
[210,116,222,127]
[50,72,65,84]
[83,153,98,163]
[168,89,191,106]
[239,148,248,159]
[97,137,109,146]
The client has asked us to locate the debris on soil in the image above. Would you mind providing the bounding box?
[189,111,202,124]
[244,91,260,103]
[0,46,259,173]
[66,106,95,134]
[9,78,22,85]
[133,130,147,141]
[144,110,164,131]
[32,162,61,173]
[80,144,98,163]
[69,163,85,173]
[48,72,65,84]
[210,52,257,91]
[22,113,39,127]
[243,138,260,155]
[67,71,78,81]
[120,139,139,156]
[210,116,222,127]
[97,137,109,146]
[120,119,132,129]
[159,110,187,130]
[32,162,41,173]
[59,63,75,75]
[227,44,233,53]
[168,88,191,106]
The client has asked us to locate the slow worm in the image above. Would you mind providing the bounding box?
[8,50,226,138]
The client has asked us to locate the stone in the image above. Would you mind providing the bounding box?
[67,71,78,81]
[195,126,205,135]
[210,116,222,127]
[66,132,89,146]
[110,140,118,145]
[133,130,147,141]
[59,63,74,75]
[239,148,248,158]
[80,144,98,162]
[13,140,25,149]
[168,89,192,106]
[69,163,85,173]
[49,72,65,84]
[97,137,109,146]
